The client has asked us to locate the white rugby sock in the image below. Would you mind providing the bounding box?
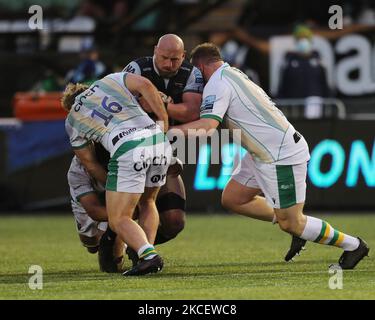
[300,216,359,251]
[137,244,157,260]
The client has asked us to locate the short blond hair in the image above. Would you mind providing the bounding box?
[61,83,89,111]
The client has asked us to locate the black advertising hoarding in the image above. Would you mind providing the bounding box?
[0,120,373,212]
[182,120,375,211]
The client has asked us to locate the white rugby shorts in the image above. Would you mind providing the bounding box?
[232,153,307,209]
[106,131,172,193]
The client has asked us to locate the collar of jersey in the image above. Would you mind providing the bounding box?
[212,62,229,78]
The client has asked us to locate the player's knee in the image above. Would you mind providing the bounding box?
[160,209,186,238]
[108,215,130,234]
[156,192,186,214]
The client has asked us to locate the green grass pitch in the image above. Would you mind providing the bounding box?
[0,213,374,299]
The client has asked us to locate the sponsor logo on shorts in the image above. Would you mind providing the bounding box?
[144,123,156,130]
[112,125,157,146]
[280,183,294,190]
[114,128,136,140]
[151,173,167,183]
[133,154,168,172]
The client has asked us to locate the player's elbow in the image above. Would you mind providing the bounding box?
[85,207,97,220]
[160,211,185,239]
[81,160,100,178]
[139,78,154,93]
[180,102,200,122]
[84,164,97,178]
[188,109,200,122]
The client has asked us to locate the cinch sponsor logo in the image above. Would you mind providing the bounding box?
[133,155,168,172]
[194,139,375,190]
[73,84,99,111]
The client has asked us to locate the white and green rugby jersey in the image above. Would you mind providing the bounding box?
[200,63,310,165]
[65,72,156,153]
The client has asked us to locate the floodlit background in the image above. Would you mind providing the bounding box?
[1,0,374,212]
[0,0,374,300]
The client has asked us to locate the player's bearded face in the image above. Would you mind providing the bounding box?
[154,47,184,78]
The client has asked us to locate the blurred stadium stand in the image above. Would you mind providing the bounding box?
[0,0,374,211]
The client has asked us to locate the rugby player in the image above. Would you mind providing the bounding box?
[172,43,369,269]
[62,71,172,276]
[120,34,203,260]
[67,154,124,272]
[77,34,200,268]
[126,34,305,262]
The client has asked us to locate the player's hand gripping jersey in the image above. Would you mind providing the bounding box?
[200,63,310,165]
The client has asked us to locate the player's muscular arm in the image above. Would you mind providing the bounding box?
[171,118,219,136]
[79,193,107,222]
[124,73,169,132]
[74,145,107,186]
[166,92,201,123]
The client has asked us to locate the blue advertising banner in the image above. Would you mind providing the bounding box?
[0,119,373,211]
[182,120,375,211]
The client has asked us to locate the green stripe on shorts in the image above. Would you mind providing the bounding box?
[106,132,167,191]
[276,165,296,209]
[106,159,119,191]
[112,132,166,161]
